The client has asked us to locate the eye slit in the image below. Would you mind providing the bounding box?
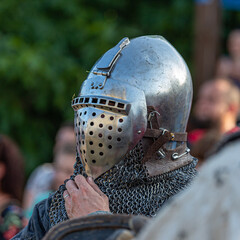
[108,101,115,106]
[100,99,106,104]
[117,103,125,109]
[92,98,98,104]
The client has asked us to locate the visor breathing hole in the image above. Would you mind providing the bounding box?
[84,111,87,115]
[89,141,93,145]
[98,133,103,138]
[83,121,85,125]
[108,126,113,130]
[99,152,104,156]
[90,150,94,154]
[99,124,103,128]
[108,136,112,140]
[82,140,85,145]
[118,128,122,132]
[80,112,82,116]
[101,114,105,118]
[108,145,112,149]
[92,160,96,164]
[90,122,94,126]
[82,131,84,135]
[110,116,114,120]
[89,131,93,135]
[119,118,123,123]
[99,143,103,147]
[83,150,86,154]
[92,112,96,116]
[117,138,121,142]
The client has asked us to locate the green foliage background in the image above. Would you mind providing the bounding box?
[0,0,239,177]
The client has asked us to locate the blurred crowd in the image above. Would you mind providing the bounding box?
[0,123,76,239]
[188,29,240,167]
[0,29,240,240]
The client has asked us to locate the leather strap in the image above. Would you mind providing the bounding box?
[142,129,188,163]
[144,129,187,142]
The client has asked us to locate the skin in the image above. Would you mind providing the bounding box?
[64,175,110,219]
[52,153,76,190]
[194,79,239,134]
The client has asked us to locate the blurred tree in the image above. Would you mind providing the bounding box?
[0,0,195,177]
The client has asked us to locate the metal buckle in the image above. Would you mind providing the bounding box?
[171,148,190,160]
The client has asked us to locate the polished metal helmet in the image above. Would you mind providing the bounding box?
[72,36,192,179]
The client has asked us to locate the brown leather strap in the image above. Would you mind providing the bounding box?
[142,131,172,163]
[142,129,188,163]
[144,129,187,142]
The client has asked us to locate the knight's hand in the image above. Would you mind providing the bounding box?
[64,175,110,219]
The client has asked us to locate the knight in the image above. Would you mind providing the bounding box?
[13,35,197,240]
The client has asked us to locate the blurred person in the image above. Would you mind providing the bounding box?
[22,123,75,219]
[136,131,240,240]
[53,122,76,155]
[216,29,240,88]
[24,143,76,219]
[0,135,25,239]
[188,78,240,166]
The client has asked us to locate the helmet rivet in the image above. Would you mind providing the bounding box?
[137,130,141,134]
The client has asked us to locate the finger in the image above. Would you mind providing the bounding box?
[86,176,105,196]
[64,191,72,218]
[66,180,79,195]
[74,175,89,190]
[63,190,70,199]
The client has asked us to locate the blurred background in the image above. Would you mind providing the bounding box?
[0,0,239,177]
